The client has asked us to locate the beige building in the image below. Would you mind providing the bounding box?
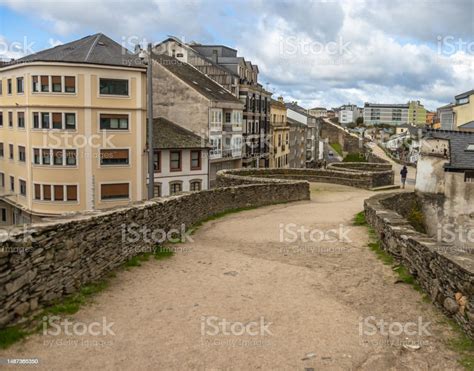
[0,33,147,225]
[453,89,474,131]
[269,98,289,168]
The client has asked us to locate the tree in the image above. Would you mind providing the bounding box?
[356,117,364,126]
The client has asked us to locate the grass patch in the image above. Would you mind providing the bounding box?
[330,143,343,156]
[343,153,367,162]
[444,320,474,370]
[154,246,174,260]
[407,201,426,233]
[0,326,26,349]
[353,211,367,226]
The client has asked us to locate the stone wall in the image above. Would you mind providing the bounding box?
[0,178,310,329]
[320,119,362,153]
[365,192,474,338]
[218,166,394,190]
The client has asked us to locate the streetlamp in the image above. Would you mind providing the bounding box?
[139,43,155,199]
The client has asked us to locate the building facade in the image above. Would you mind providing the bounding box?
[407,100,427,126]
[437,103,455,130]
[453,89,474,131]
[0,34,147,225]
[269,98,289,168]
[308,107,327,118]
[287,118,307,168]
[150,54,244,186]
[336,104,362,125]
[154,37,272,168]
[152,118,209,197]
[363,103,409,126]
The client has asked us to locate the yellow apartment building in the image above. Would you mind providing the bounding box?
[453,89,474,131]
[269,97,290,168]
[0,33,147,225]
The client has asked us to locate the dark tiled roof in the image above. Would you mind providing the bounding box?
[7,33,145,69]
[426,128,474,170]
[153,54,240,103]
[153,117,209,150]
[459,121,474,129]
[455,89,474,100]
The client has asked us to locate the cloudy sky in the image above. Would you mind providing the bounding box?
[0,0,473,110]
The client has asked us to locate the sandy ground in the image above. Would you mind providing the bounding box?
[0,182,463,370]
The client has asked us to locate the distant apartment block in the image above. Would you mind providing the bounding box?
[437,103,455,130]
[0,33,147,225]
[336,104,362,125]
[407,100,427,126]
[150,54,244,186]
[363,103,409,126]
[154,37,271,168]
[453,89,474,131]
[152,118,209,197]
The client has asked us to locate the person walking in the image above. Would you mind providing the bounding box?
[400,165,408,189]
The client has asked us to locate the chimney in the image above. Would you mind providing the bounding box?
[278,96,284,103]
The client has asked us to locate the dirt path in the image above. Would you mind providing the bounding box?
[0,184,462,370]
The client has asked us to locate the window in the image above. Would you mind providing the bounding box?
[0,80,2,95]
[466,144,474,152]
[65,76,76,93]
[0,112,2,127]
[0,173,4,187]
[170,151,181,171]
[33,148,40,164]
[52,76,62,92]
[18,146,26,162]
[9,144,13,160]
[153,183,161,197]
[41,113,50,129]
[42,149,51,165]
[66,185,78,201]
[53,149,63,165]
[34,184,41,200]
[225,112,231,123]
[190,180,202,191]
[43,185,51,200]
[0,143,3,158]
[210,110,222,131]
[65,150,77,166]
[100,114,128,130]
[190,150,201,170]
[101,183,129,200]
[7,79,12,94]
[19,180,26,196]
[41,76,49,92]
[100,149,129,165]
[17,112,25,128]
[1,208,5,223]
[16,77,24,94]
[65,113,76,130]
[52,113,62,129]
[169,182,182,195]
[54,185,64,201]
[10,176,14,191]
[32,76,39,92]
[153,150,161,172]
[99,78,128,95]
[8,112,12,127]
[465,171,474,183]
[33,112,39,128]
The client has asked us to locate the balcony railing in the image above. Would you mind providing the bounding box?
[210,149,222,159]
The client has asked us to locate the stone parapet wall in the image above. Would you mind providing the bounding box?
[218,166,394,190]
[365,192,474,338]
[0,179,310,329]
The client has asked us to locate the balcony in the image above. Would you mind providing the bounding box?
[210,148,222,159]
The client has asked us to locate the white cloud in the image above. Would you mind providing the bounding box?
[1,0,473,109]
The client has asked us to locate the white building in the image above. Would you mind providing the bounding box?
[152,118,210,197]
[336,104,361,125]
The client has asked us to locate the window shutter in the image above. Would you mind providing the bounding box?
[66,185,78,201]
[54,185,64,201]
